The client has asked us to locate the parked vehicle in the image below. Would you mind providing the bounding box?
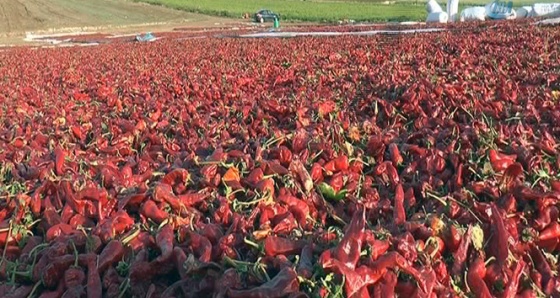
[254,9,280,23]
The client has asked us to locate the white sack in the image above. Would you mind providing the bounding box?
[426,11,449,22]
[531,3,560,17]
[515,6,533,18]
[460,7,487,21]
[427,0,444,13]
[447,0,460,22]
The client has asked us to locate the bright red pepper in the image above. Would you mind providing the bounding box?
[488,149,517,172]
[466,256,493,298]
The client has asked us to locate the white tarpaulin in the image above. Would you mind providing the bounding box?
[427,11,449,22]
[427,0,444,13]
[447,0,460,21]
[460,7,487,21]
[531,3,560,17]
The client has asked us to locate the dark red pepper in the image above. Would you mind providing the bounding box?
[155,224,174,263]
[87,257,102,298]
[227,267,299,298]
[97,239,125,272]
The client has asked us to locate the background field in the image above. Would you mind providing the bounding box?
[0,0,233,37]
[137,0,558,22]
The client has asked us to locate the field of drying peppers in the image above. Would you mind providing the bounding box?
[0,20,560,298]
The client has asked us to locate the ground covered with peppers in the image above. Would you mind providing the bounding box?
[0,20,560,298]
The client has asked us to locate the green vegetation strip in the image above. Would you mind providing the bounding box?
[136,0,427,22]
[136,0,559,23]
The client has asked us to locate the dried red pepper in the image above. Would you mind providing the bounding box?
[227,267,299,298]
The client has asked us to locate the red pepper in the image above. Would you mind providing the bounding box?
[227,267,299,298]
[444,224,462,252]
[46,223,74,242]
[452,225,473,275]
[42,254,94,289]
[433,259,450,286]
[69,214,95,229]
[102,267,120,296]
[86,257,102,298]
[530,245,555,295]
[265,160,290,176]
[395,281,417,297]
[214,268,242,297]
[173,247,188,279]
[272,212,298,234]
[32,241,68,282]
[278,194,310,227]
[296,244,314,279]
[466,256,493,298]
[198,223,224,245]
[263,235,306,257]
[501,260,525,298]
[18,235,43,263]
[155,224,174,263]
[373,271,397,298]
[332,207,365,270]
[333,155,349,171]
[551,180,560,192]
[370,240,390,260]
[140,200,169,224]
[395,232,418,261]
[38,282,65,298]
[535,206,559,231]
[186,231,212,262]
[129,249,155,283]
[393,183,406,225]
[161,167,190,187]
[538,221,560,242]
[54,146,65,175]
[488,149,517,172]
[388,143,403,166]
[490,204,510,267]
[3,285,33,298]
[499,163,524,192]
[97,239,125,272]
[176,191,210,206]
[63,266,86,297]
[288,159,314,194]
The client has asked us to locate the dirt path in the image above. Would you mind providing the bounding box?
[0,0,246,45]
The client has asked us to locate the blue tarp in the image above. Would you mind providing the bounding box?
[135,32,156,42]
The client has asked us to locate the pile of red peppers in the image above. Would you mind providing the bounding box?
[0,20,559,297]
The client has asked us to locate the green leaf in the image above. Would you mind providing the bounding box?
[318,182,347,201]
